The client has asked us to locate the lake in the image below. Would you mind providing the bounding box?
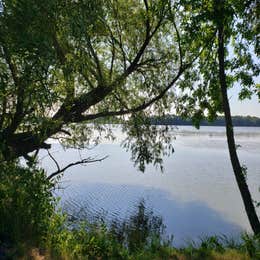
[39,126,260,246]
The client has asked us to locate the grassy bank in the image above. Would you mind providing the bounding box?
[3,227,260,259]
[1,163,259,259]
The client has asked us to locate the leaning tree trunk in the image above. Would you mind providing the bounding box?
[217,24,260,235]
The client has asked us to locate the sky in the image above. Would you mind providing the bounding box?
[228,85,260,117]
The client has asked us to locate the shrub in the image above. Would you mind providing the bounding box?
[0,162,56,254]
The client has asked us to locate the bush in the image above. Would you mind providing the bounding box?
[0,162,56,254]
[45,200,170,259]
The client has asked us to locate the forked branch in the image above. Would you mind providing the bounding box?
[47,150,108,180]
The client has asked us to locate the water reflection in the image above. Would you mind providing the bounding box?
[41,126,260,244]
[43,139,259,231]
[59,183,242,247]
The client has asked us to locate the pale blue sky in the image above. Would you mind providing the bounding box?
[227,43,260,117]
[229,88,260,117]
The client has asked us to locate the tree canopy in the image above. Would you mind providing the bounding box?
[0,0,222,171]
[174,0,259,126]
[0,0,259,168]
[0,0,179,164]
[172,0,259,234]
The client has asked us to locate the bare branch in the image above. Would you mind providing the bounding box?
[173,18,183,68]
[47,149,60,173]
[47,155,109,180]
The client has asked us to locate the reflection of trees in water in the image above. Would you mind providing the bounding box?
[64,199,171,251]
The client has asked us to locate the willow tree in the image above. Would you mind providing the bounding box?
[0,0,212,170]
[174,0,260,234]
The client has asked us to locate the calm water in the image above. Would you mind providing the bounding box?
[40,126,260,246]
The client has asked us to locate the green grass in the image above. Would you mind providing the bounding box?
[18,210,260,259]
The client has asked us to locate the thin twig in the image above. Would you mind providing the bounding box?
[47,155,108,180]
[47,149,61,173]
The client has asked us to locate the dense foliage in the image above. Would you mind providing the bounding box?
[173,0,259,126]
[0,0,198,170]
[0,163,56,255]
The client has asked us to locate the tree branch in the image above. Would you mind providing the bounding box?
[172,18,183,68]
[86,36,104,83]
[52,13,158,123]
[2,44,25,135]
[52,33,67,64]
[47,155,108,180]
[75,67,184,122]
[47,149,60,173]
[0,88,7,128]
[143,0,151,38]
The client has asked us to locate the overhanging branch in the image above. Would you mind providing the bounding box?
[47,154,109,180]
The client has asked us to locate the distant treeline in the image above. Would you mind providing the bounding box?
[150,115,260,127]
